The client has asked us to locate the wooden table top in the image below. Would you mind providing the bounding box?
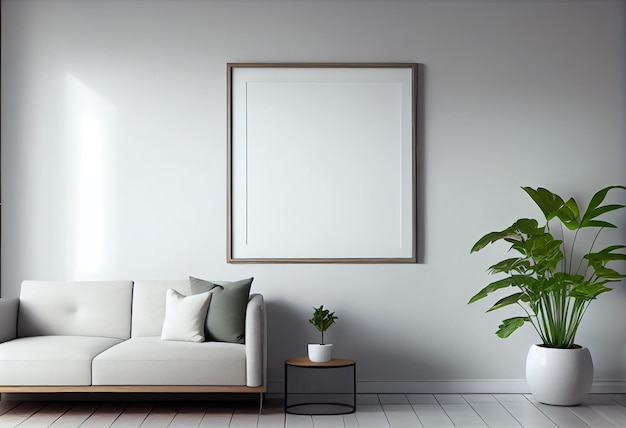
[285,357,355,368]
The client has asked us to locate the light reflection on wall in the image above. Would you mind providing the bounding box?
[65,74,117,279]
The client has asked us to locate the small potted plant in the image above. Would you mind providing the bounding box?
[308,305,338,363]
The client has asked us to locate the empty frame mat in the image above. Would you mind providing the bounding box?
[228,63,418,263]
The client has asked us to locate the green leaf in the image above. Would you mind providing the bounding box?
[522,187,586,229]
[554,197,580,230]
[471,229,519,253]
[487,292,527,312]
[468,275,537,304]
[496,317,530,338]
[487,258,530,275]
[590,266,626,280]
[589,244,626,256]
[584,185,626,214]
[581,220,619,229]
[514,218,543,235]
[522,187,566,221]
[569,282,613,300]
[471,219,543,253]
[580,186,626,228]
[585,245,626,272]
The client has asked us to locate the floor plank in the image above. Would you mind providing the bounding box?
[589,403,626,428]
[435,394,467,404]
[168,403,207,428]
[311,414,346,428]
[257,400,286,428]
[494,394,558,428]
[284,413,314,428]
[0,401,21,417]
[342,412,359,428]
[198,403,235,428]
[464,394,522,428]
[0,402,47,428]
[49,402,99,428]
[441,403,488,427]
[408,395,455,428]
[354,404,390,428]
[13,402,72,428]
[229,403,261,428]
[137,403,179,428]
[566,405,617,428]
[382,403,423,428]
[77,403,127,428]
[108,403,152,428]
[523,395,590,428]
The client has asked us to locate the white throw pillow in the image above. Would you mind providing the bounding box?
[161,289,212,342]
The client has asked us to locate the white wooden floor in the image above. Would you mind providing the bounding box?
[0,394,625,427]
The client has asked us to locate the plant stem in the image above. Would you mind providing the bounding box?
[518,302,546,344]
[579,228,603,279]
[556,222,568,275]
[569,227,580,275]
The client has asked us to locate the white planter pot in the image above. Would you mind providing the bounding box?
[526,344,593,406]
[308,344,333,363]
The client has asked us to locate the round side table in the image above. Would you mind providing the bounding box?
[284,357,356,415]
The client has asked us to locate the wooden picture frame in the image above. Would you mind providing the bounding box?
[227,63,420,263]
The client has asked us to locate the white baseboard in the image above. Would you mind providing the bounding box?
[268,379,626,395]
[355,380,530,394]
[589,380,626,394]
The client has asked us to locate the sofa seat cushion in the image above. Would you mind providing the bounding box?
[0,336,123,386]
[92,337,246,386]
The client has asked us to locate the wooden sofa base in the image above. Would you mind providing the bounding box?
[0,385,266,393]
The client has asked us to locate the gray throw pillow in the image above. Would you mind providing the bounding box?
[189,276,253,343]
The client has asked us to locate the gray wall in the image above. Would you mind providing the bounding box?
[2,0,625,393]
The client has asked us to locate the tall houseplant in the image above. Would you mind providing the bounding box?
[469,185,626,404]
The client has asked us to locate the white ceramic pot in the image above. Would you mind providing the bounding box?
[526,344,593,406]
[308,344,333,363]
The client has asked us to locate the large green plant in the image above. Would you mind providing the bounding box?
[469,186,626,348]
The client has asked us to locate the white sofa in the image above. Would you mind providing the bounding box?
[0,280,266,400]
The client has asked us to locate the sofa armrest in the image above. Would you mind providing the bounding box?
[245,293,266,388]
[0,298,19,343]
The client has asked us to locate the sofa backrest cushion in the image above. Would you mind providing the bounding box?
[131,280,191,337]
[18,280,133,340]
